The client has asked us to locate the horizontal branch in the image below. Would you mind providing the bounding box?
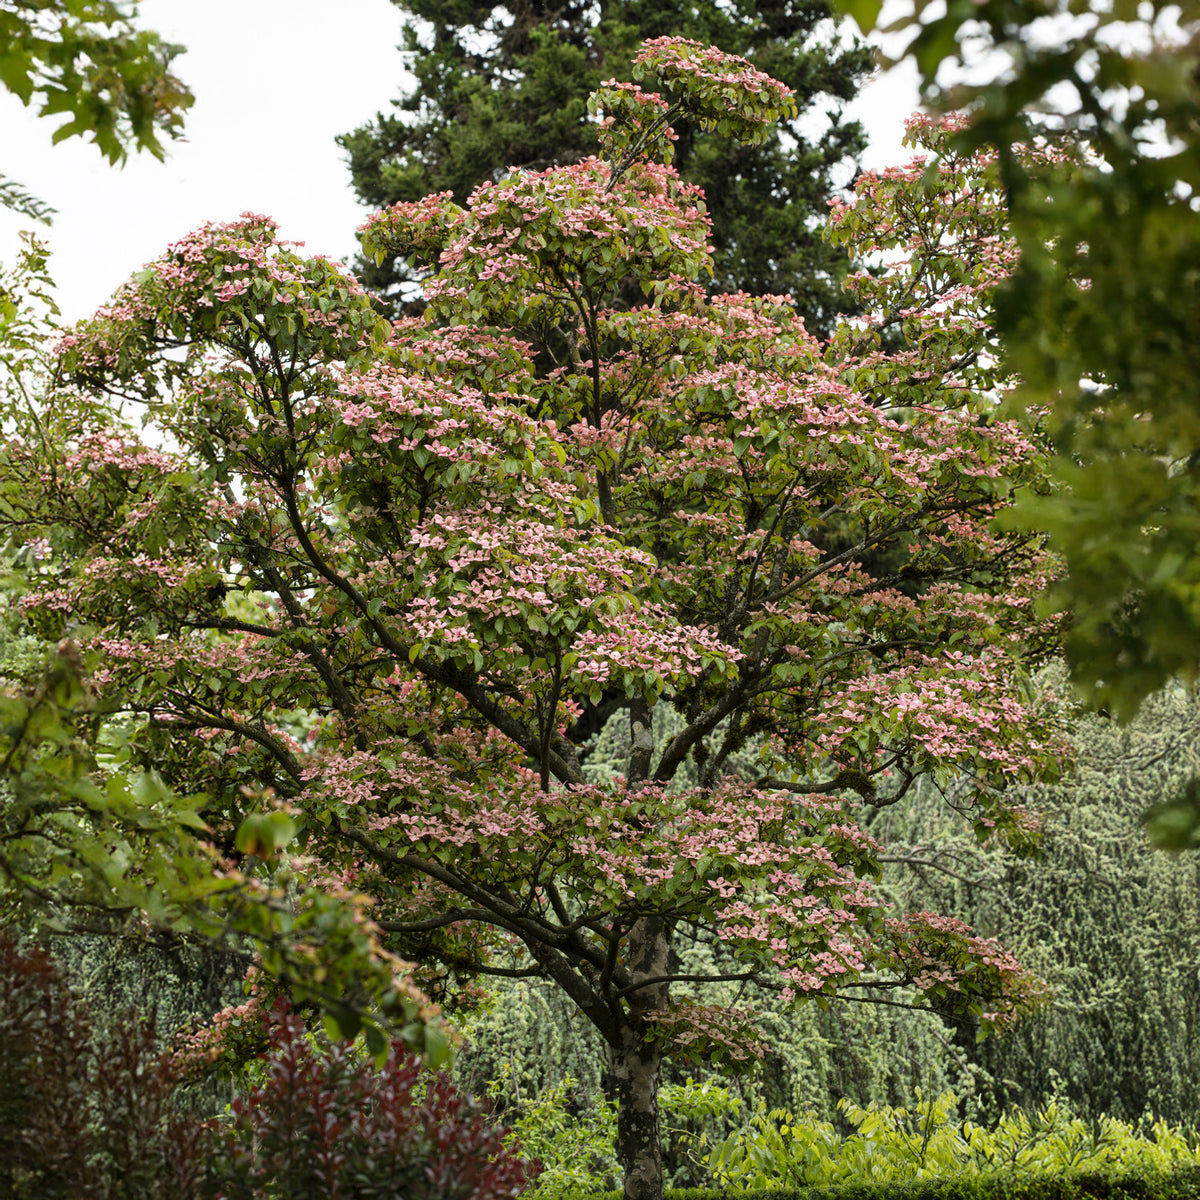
[376,908,503,933]
[612,969,758,1001]
[432,957,544,981]
[877,854,989,886]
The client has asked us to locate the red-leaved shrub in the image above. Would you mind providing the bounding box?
[0,934,535,1199]
[214,1001,538,1199]
[0,931,209,1199]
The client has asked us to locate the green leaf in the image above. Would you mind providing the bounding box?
[328,1005,363,1040]
[420,1021,452,1068]
[834,0,884,35]
[364,1022,390,1066]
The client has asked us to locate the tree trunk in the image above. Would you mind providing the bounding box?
[611,1020,665,1200]
[609,914,669,1200]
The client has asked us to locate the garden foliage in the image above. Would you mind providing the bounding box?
[6,38,1068,1199]
[592,1171,1200,1200]
[214,1000,537,1200]
[0,931,534,1200]
[452,952,982,1191]
[899,680,1200,1122]
[0,930,210,1200]
[704,1090,1200,1191]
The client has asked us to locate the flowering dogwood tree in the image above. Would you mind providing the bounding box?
[10,40,1062,1200]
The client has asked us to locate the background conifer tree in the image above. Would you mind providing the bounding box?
[338,0,872,333]
[901,678,1200,1124]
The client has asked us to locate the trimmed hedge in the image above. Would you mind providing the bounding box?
[591,1167,1200,1200]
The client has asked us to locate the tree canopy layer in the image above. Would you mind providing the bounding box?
[338,0,873,332]
[0,237,441,1067]
[9,42,1063,1200]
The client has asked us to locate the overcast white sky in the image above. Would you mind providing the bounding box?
[0,0,921,325]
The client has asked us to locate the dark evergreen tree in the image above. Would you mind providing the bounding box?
[338,0,872,333]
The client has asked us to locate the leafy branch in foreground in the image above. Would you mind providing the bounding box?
[0,0,192,165]
[0,0,193,222]
[837,0,1200,718]
[0,640,447,1062]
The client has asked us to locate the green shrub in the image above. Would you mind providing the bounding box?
[702,1091,1200,1191]
[490,1071,741,1199]
[491,1076,619,1200]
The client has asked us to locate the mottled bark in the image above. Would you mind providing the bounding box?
[610,913,670,1200]
[628,696,655,785]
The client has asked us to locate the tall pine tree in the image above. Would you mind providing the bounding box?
[338,0,872,332]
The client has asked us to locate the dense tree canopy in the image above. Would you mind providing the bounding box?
[338,0,872,332]
[7,42,1066,1200]
[0,250,440,1064]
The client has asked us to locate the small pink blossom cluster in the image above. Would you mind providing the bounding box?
[64,213,378,377]
[874,911,1052,1029]
[385,322,535,391]
[595,79,670,125]
[84,634,300,695]
[394,515,688,678]
[20,554,220,623]
[325,363,546,476]
[169,968,266,1078]
[367,156,713,327]
[634,37,795,129]
[59,431,178,476]
[590,79,679,165]
[643,1001,768,1069]
[805,648,1061,783]
[570,603,742,693]
[358,190,460,265]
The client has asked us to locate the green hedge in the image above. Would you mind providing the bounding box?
[590,1167,1200,1200]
